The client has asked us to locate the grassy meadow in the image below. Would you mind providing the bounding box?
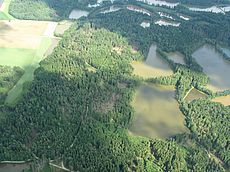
[0,0,14,19]
[4,37,51,105]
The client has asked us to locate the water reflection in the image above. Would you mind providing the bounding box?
[192,45,230,91]
[155,19,180,27]
[137,0,178,8]
[166,52,186,65]
[140,21,150,28]
[129,84,188,139]
[222,47,230,58]
[100,6,121,14]
[132,44,173,78]
[127,5,151,16]
[69,9,89,19]
[0,162,30,172]
[188,5,230,14]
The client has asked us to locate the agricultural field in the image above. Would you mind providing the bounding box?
[0,19,58,104]
[0,0,14,19]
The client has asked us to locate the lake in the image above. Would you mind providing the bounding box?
[0,162,30,172]
[184,88,206,102]
[155,19,180,27]
[158,12,174,20]
[192,45,230,91]
[137,0,178,8]
[127,5,151,16]
[188,5,230,14]
[166,52,186,65]
[132,44,173,78]
[140,21,150,28]
[129,84,188,139]
[222,47,230,58]
[69,9,89,19]
[100,6,121,14]
[212,95,230,106]
[179,15,190,21]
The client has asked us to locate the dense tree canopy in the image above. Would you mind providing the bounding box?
[0,24,226,171]
[1,0,230,171]
[0,66,24,104]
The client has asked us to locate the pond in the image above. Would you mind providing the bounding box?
[129,84,188,139]
[222,47,230,58]
[100,6,121,14]
[137,0,178,8]
[179,15,190,21]
[69,9,89,19]
[158,12,174,20]
[132,44,173,78]
[188,5,230,14]
[184,88,206,102]
[212,95,230,106]
[155,19,180,27]
[166,52,186,65]
[192,45,230,91]
[140,21,150,28]
[127,5,151,16]
[0,162,30,172]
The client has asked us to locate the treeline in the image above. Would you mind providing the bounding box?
[0,66,24,104]
[88,3,230,55]
[9,0,97,20]
[181,99,230,168]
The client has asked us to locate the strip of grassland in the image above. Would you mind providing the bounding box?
[5,37,52,105]
[0,0,14,19]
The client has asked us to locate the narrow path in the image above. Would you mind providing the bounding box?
[182,86,194,101]
[49,162,71,172]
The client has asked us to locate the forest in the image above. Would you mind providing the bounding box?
[0,66,24,105]
[9,0,97,20]
[0,23,227,171]
[1,0,230,171]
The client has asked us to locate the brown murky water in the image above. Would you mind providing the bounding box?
[167,52,186,65]
[0,163,30,172]
[132,44,173,78]
[212,95,230,106]
[129,84,188,139]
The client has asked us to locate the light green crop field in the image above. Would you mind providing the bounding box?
[0,0,14,20]
[0,12,9,19]
[3,37,51,105]
[0,48,36,67]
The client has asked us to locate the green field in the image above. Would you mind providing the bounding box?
[0,37,51,105]
[0,11,9,19]
[0,48,36,67]
[0,0,14,20]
